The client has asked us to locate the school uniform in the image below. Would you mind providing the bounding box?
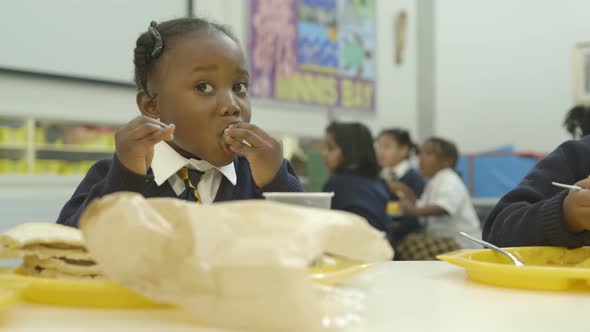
[419,168,481,247]
[322,172,393,243]
[397,168,481,260]
[57,142,303,227]
[381,160,426,243]
[484,136,590,247]
[380,160,426,197]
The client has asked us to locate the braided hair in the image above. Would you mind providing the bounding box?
[133,17,238,93]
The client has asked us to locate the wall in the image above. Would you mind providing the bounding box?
[0,0,419,224]
[0,0,419,138]
[194,0,419,138]
[0,0,186,83]
[434,0,590,153]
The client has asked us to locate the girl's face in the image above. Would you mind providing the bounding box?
[321,133,342,173]
[376,134,408,168]
[143,31,252,166]
[418,141,448,177]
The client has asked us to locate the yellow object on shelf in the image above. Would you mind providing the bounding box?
[0,257,371,309]
[11,127,26,145]
[0,126,26,145]
[0,159,28,174]
[35,127,47,145]
[0,159,14,174]
[37,144,113,154]
[35,160,64,175]
[62,162,79,175]
[14,160,28,174]
[438,246,590,291]
[0,127,10,144]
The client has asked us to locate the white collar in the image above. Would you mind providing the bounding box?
[393,160,412,179]
[151,142,237,186]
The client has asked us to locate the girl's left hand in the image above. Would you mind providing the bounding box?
[224,123,283,188]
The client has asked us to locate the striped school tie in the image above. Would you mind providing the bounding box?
[177,167,203,203]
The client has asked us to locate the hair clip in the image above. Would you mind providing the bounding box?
[148,21,163,58]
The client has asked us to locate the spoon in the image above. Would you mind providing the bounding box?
[551,182,582,191]
[459,232,524,267]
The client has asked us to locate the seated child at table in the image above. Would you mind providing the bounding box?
[484,135,590,247]
[392,137,480,260]
[57,18,303,228]
[321,122,394,243]
[376,128,426,246]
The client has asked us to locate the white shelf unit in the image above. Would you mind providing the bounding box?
[0,116,119,176]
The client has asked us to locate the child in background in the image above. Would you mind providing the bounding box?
[563,105,590,138]
[376,129,426,245]
[321,122,393,243]
[57,18,303,227]
[393,137,480,260]
[484,135,590,247]
[376,129,424,190]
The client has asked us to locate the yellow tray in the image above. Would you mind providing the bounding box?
[0,268,165,309]
[438,246,590,291]
[0,288,20,312]
[0,257,372,309]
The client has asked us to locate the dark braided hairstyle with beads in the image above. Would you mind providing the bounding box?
[133,17,238,94]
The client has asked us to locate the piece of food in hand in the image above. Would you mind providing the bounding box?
[222,133,252,147]
[0,222,104,279]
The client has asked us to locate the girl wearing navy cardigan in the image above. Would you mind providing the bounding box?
[376,129,426,244]
[57,18,302,228]
[321,122,393,243]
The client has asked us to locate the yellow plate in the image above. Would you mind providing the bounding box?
[308,255,374,285]
[0,288,20,312]
[438,246,590,291]
[0,268,166,309]
[0,257,371,308]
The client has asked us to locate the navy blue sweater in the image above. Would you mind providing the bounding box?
[399,168,426,198]
[57,155,303,228]
[391,168,426,243]
[483,136,590,248]
[323,172,393,242]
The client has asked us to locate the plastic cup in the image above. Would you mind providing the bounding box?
[262,192,334,209]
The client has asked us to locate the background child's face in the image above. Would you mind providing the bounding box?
[149,31,251,166]
[418,141,448,177]
[321,133,342,173]
[376,134,408,168]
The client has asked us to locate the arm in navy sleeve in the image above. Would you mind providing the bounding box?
[260,159,304,192]
[483,137,590,247]
[56,155,148,228]
[322,176,392,240]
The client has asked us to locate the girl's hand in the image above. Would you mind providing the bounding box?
[115,116,175,175]
[224,123,283,188]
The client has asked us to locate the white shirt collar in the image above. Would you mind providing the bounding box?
[392,159,412,179]
[151,142,237,186]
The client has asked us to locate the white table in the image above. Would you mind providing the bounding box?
[1,262,588,332]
